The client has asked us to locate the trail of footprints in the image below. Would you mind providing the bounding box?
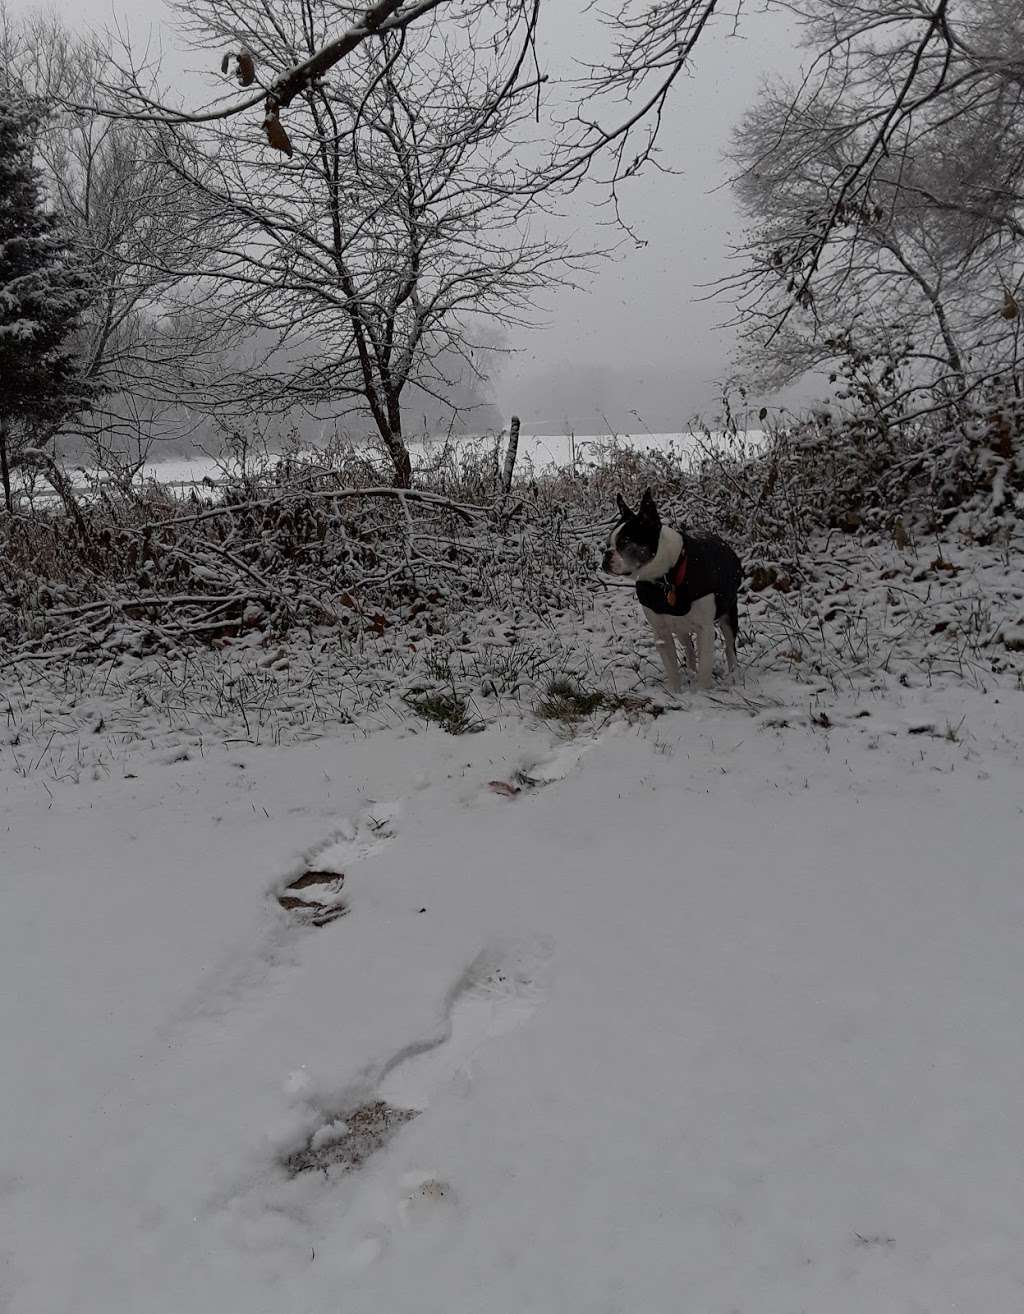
[267,747,577,1253]
[274,740,592,928]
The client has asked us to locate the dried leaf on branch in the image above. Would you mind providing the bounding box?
[237,49,256,86]
[263,108,293,157]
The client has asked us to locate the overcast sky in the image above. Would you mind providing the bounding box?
[495,4,807,432]
[12,0,807,434]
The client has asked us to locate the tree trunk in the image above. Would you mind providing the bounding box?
[391,442,412,488]
[501,414,521,493]
[0,421,12,515]
[379,395,412,487]
[377,420,412,487]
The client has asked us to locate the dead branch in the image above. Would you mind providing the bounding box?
[139,486,486,529]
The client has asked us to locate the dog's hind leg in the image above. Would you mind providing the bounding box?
[719,617,738,677]
[686,594,717,690]
[722,597,739,676]
[719,623,738,679]
[695,621,714,690]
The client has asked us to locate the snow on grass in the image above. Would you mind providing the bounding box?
[3,531,1021,784]
[2,530,1023,1313]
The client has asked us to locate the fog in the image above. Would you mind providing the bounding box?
[10,0,811,435]
[491,6,810,432]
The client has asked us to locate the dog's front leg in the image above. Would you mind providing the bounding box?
[644,608,682,693]
[683,633,698,675]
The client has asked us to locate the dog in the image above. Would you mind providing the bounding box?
[602,489,742,692]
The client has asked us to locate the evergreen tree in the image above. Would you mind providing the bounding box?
[0,98,93,512]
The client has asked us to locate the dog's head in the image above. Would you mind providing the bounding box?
[602,488,662,577]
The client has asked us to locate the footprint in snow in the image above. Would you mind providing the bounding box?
[378,935,552,1109]
[283,1100,419,1176]
[489,739,601,798]
[274,803,400,927]
[277,869,348,926]
[283,936,552,1181]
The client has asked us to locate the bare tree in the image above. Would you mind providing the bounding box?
[62,0,1024,295]
[146,3,594,485]
[67,0,1023,425]
[89,1,722,199]
[1,7,226,474]
[723,0,1023,418]
[730,0,1023,322]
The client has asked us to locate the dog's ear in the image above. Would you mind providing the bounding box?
[615,492,633,520]
[638,487,659,521]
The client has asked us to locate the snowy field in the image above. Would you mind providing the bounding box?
[3,533,1023,1313]
[133,430,738,490]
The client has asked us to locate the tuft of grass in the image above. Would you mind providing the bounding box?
[423,646,454,683]
[404,689,480,734]
[534,676,606,723]
[603,691,664,718]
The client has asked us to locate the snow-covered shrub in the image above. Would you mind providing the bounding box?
[2,396,1020,670]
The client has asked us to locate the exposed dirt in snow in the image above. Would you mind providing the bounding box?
[284,1101,420,1177]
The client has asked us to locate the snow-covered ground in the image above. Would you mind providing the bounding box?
[3,536,1023,1313]
[132,430,741,490]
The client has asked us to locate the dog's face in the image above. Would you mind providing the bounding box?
[602,489,661,576]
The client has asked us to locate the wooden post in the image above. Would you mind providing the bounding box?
[500,414,520,494]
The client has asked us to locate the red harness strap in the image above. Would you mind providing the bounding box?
[665,552,688,608]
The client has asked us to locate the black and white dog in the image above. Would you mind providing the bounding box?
[602,489,742,692]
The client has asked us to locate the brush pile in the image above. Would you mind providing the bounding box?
[1,406,1021,693]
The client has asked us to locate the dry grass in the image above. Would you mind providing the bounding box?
[403,689,483,735]
[534,676,606,723]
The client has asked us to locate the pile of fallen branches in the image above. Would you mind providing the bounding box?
[3,487,468,661]
[0,462,602,665]
[4,398,1020,670]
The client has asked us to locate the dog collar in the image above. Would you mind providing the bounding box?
[664,551,688,608]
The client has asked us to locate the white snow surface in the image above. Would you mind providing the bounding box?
[4,525,1024,1312]
[4,659,1024,1312]
[132,430,743,490]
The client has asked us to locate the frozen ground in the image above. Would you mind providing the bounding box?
[3,535,1023,1313]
